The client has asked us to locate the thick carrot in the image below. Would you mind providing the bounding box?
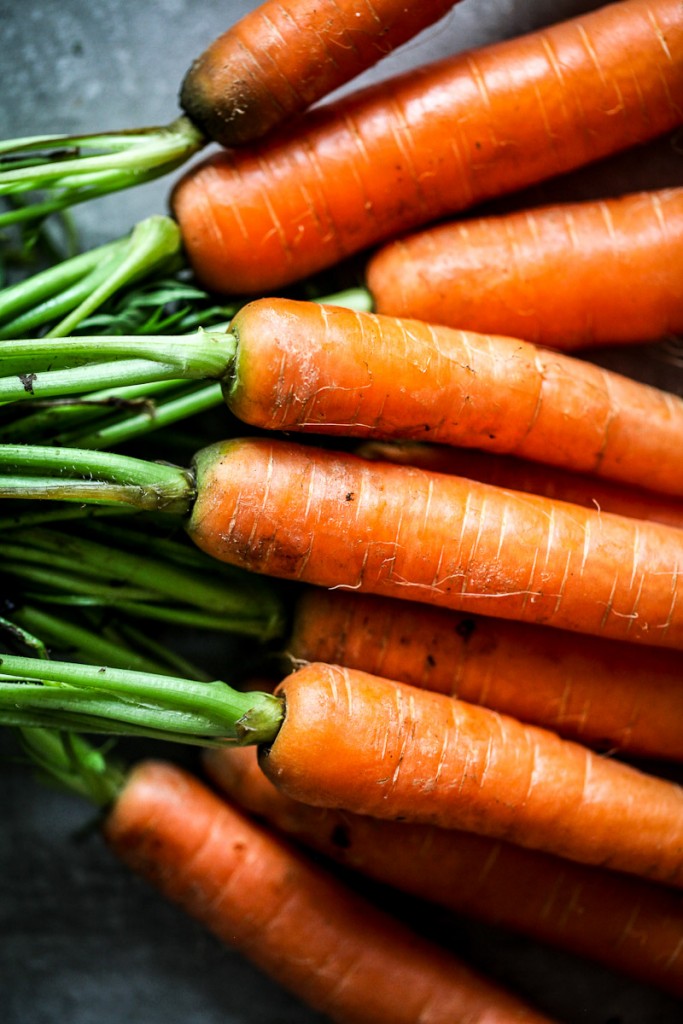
[354,440,683,530]
[105,759,554,1024]
[9,296,683,496]
[8,653,683,890]
[365,187,683,350]
[223,297,683,497]
[171,0,683,294]
[258,661,683,886]
[205,744,683,999]
[287,588,683,761]
[4,434,683,646]
[187,436,683,648]
[180,0,458,147]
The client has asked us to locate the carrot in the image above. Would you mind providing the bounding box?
[171,0,683,294]
[287,588,683,761]
[205,744,683,999]
[104,759,555,1024]
[8,654,683,890]
[365,187,683,350]
[258,661,683,887]
[3,435,683,647]
[354,440,683,530]
[7,296,683,497]
[185,436,683,648]
[180,0,458,147]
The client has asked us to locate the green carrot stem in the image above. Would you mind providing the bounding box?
[6,604,178,675]
[0,654,283,745]
[0,331,234,402]
[66,382,224,449]
[0,118,206,228]
[0,238,124,325]
[0,216,182,339]
[0,379,189,443]
[17,727,125,806]
[0,525,284,636]
[0,444,194,512]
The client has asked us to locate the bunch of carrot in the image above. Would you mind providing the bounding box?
[2,0,683,1022]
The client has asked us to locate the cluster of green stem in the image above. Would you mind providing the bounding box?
[0,118,205,228]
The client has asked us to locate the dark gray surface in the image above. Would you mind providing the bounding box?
[1,1,683,1021]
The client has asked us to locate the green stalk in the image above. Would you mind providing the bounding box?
[0,216,182,339]
[6,605,180,676]
[0,330,234,402]
[0,655,284,746]
[0,118,206,228]
[66,382,224,449]
[0,379,189,444]
[0,238,124,324]
[0,444,195,512]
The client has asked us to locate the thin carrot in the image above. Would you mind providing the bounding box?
[354,440,683,530]
[171,0,683,294]
[258,661,683,886]
[3,435,683,647]
[6,296,683,497]
[180,0,458,147]
[104,759,556,1024]
[7,654,683,890]
[365,187,683,350]
[205,744,683,999]
[287,588,683,761]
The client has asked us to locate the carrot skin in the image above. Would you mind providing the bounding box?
[366,187,683,350]
[180,0,458,147]
[354,440,683,530]
[287,588,683,761]
[206,744,683,999]
[187,436,683,649]
[259,662,683,886]
[104,759,554,1024]
[172,0,683,293]
[224,297,683,498]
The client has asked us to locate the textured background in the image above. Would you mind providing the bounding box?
[1,1,683,1021]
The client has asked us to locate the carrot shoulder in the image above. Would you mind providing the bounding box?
[224,297,683,497]
[366,187,683,350]
[205,744,683,999]
[187,436,683,649]
[288,588,683,761]
[104,759,553,1024]
[258,662,683,887]
[172,0,683,293]
[180,0,458,147]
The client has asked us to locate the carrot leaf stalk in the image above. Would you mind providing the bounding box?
[0,118,206,228]
[1,524,286,640]
[0,655,284,746]
[0,215,182,339]
[0,330,234,402]
[0,444,194,512]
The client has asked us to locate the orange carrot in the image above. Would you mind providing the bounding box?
[10,296,683,497]
[205,744,683,999]
[365,187,683,350]
[180,0,458,147]
[187,436,683,648]
[257,661,683,886]
[354,440,683,530]
[287,588,683,761]
[172,0,683,294]
[223,297,683,498]
[105,759,554,1024]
